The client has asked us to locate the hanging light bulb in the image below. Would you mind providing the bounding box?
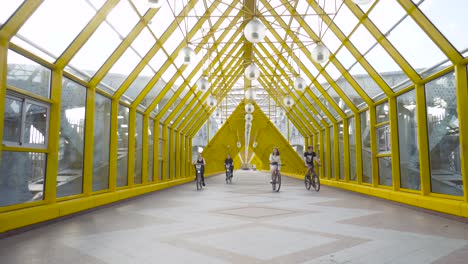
[147,0,163,8]
[245,113,253,122]
[245,88,256,100]
[294,76,306,90]
[196,76,209,91]
[252,141,258,148]
[244,63,260,81]
[245,103,254,114]
[284,96,293,107]
[243,17,266,43]
[215,109,221,117]
[180,46,195,65]
[206,95,216,107]
[352,0,373,5]
[237,141,241,148]
[311,43,330,64]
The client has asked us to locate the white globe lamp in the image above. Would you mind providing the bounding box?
[196,76,209,91]
[294,76,306,90]
[245,88,256,100]
[352,0,373,5]
[284,96,293,107]
[147,0,163,8]
[245,103,254,114]
[180,46,195,65]
[244,63,260,81]
[245,113,253,122]
[243,17,266,43]
[311,43,330,64]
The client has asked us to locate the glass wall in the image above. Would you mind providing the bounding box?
[397,90,420,191]
[92,93,111,192]
[117,104,129,187]
[57,78,86,197]
[425,72,463,196]
[348,117,357,181]
[360,110,372,184]
[134,113,143,184]
[376,102,392,186]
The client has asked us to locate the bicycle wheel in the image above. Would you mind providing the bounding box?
[275,172,281,192]
[227,171,232,183]
[304,173,311,190]
[271,172,277,191]
[196,174,202,190]
[312,173,320,192]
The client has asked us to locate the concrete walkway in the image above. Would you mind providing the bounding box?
[1,170,467,263]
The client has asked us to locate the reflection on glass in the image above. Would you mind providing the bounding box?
[93,93,111,192]
[117,105,129,187]
[378,157,392,186]
[361,111,372,183]
[330,125,335,178]
[338,121,344,180]
[57,79,86,197]
[348,117,357,181]
[3,96,23,144]
[7,50,51,98]
[426,72,463,196]
[24,102,47,145]
[0,151,46,207]
[134,113,143,184]
[148,120,154,182]
[376,102,389,123]
[377,125,391,153]
[349,63,383,99]
[397,90,420,190]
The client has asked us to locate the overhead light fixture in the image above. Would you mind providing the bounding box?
[245,113,253,122]
[244,17,266,43]
[180,46,195,65]
[147,0,163,8]
[294,76,306,90]
[206,95,217,107]
[352,0,373,5]
[237,141,241,148]
[196,76,209,91]
[245,87,256,100]
[284,96,294,107]
[245,103,254,114]
[244,63,260,81]
[311,43,330,64]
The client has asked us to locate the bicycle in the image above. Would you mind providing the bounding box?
[225,164,232,184]
[304,165,320,192]
[194,164,204,190]
[270,162,282,192]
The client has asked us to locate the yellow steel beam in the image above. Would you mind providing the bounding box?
[127,109,137,186]
[0,0,43,41]
[455,65,468,203]
[153,118,160,183]
[0,40,7,160]
[108,98,119,190]
[345,1,422,84]
[305,0,392,99]
[56,0,120,68]
[83,84,95,195]
[88,9,159,88]
[389,96,401,190]
[161,123,168,181]
[141,114,149,184]
[355,113,363,184]
[397,0,463,64]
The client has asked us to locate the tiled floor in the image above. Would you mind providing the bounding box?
[1,170,467,264]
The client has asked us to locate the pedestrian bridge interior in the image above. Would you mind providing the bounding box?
[0,0,467,262]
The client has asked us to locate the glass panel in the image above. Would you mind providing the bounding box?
[335,76,365,108]
[368,0,406,35]
[16,0,96,58]
[377,125,391,153]
[7,50,51,98]
[142,79,165,109]
[387,16,447,73]
[106,0,139,38]
[378,157,392,186]
[349,24,376,55]
[117,104,129,187]
[134,113,143,184]
[23,102,47,146]
[333,4,359,37]
[348,117,357,181]
[418,0,468,55]
[147,119,154,182]
[102,48,142,91]
[329,125,335,179]
[349,62,384,99]
[0,151,46,207]
[192,121,208,149]
[3,96,23,144]
[426,72,462,196]
[361,111,372,183]
[376,101,389,123]
[338,121,344,180]
[93,93,111,192]
[335,46,356,70]
[0,0,23,25]
[397,90,420,191]
[57,79,86,197]
[69,19,122,78]
[124,65,154,101]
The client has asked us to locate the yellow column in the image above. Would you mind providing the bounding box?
[389,96,401,191]
[325,125,331,179]
[127,108,136,186]
[169,127,175,180]
[455,65,468,203]
[153,119,160,183]
[343,118,350,182]
[108,99,119,191]
[0,40,7,160]
[82,85,95,195]
[162,124,168,181]
[355,113,363,185]
[141,114,149,184]
[415,84,430,195]
[370,106,378,187]
[333,123,339,180]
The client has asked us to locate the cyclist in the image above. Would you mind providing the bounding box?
[224,154,234,178]
[193,153,206,186]
[304,146,320,177]
[269,147,281,183]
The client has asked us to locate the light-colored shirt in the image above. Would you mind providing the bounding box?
[269,154,280,164]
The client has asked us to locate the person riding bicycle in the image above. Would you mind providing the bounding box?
[224,154,234,178]
[269,147,281,183]
[193,153,206,186]
[304,146,320,177]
